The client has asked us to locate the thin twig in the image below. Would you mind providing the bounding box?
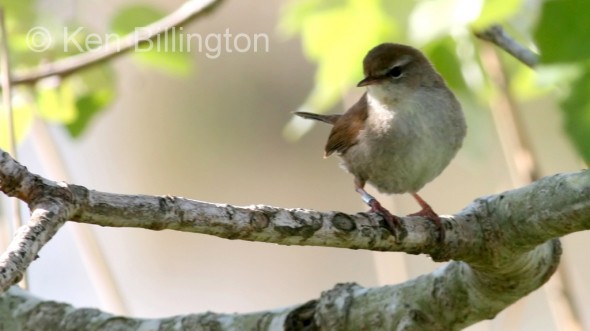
[0,8,27,290]
[475,25,538,68]
[0,9,16,160]
[479,40,582,331]
[6,0,223,87]
[30,118,129,314]
[479,43,538,185]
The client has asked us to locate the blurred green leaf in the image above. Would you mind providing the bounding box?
[560,65,590,163]
[110,5,163,34]
[65,65,116,137]
[280,0,397,141]
[35,65,115,137]
[2,0,117,140]
[4,0,36,32]
[133,46,192,75]
[409,0,478,44]
[410,0,524,45]
[110,5,192,76]
[281,0,397,111]
[0,96,34,150]
[75,64,116,94]
[472,0,525,29]
[423,37,467,93]
[509,65,545,101]
[4,0,48,68]
[36,79,77,123]
[534,0,590,64]
[280,0,342,35]
[511,64,581,101]
[66,89,114,138]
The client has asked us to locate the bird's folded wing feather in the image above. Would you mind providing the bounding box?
[325,94,368,157]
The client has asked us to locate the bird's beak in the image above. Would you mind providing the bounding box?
[357,76,381,87]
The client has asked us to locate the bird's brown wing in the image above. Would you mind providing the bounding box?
[325,94,368,157]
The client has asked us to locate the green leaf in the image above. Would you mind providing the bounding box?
[409,0,478,44]
[36,65,115,137]
[560,65,590,163]
[423,37,467,93]
[133,43,192,75]
[4,0,37,31]
[110,5,163,35]
[66,89,114,138]
[472,0,525,29]
[280,0,397,141]
[0,96,34,150]
[511,64,580,101]
[286,0,397,111]
[65,65,116,137]
[280,0,398,141]
[110,5,192,76]
[36,79,77,123]
[280,0,341,36]
[534,0,590,64]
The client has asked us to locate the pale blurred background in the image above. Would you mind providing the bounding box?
[1,0,589,330]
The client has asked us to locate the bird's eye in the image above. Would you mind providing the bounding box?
[387,66,403,79]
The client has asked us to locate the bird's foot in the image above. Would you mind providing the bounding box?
[409,193,445,242]
[356,187,400,236]
[368,199,401,236]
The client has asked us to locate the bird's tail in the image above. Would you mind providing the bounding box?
[293,111,340,125]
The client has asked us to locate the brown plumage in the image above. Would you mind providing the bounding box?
[294,43,466,241]
[295,95,369,157]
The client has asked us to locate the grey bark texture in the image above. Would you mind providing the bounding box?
[0,148,588,330]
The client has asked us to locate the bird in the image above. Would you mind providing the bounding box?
[294,43,466,240]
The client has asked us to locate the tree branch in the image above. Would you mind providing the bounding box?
[0,239,561,330]
[1,149,589,328]
[2,285,293,330]
[475,25,539,68]
[7,0,224,86]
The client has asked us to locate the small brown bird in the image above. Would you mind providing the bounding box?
[295,43,466,240]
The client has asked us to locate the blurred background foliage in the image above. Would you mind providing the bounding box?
[1,0,590,162]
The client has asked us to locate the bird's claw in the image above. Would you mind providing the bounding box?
[408,207,445,242]
[367,199,401,237]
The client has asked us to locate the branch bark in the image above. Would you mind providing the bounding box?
[0,5,580,330]
[0,240,561,331]
[474,25,539,68]
[1,148,589,329]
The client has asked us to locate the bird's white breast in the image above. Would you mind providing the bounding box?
[341,85,465,194]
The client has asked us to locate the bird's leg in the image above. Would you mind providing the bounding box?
[354,179,400,235]
[408,193,445,241]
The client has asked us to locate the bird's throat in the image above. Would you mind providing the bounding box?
[366,90,396,135]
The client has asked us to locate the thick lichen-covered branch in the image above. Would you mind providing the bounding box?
[0,240,561,330]
[0,149,588,329]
